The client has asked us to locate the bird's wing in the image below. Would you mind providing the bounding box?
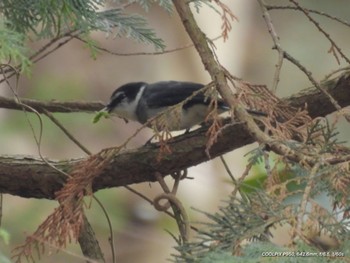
[144,81,211,109]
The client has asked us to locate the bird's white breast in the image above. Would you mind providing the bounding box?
[147,104,209,131]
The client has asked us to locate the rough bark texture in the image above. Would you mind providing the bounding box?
[1,72,350,200]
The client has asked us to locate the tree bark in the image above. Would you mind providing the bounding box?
[0,72,350,200]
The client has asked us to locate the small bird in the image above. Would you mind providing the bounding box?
[103,81,263,131]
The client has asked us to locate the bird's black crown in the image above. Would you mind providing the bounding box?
[106,82,147,111]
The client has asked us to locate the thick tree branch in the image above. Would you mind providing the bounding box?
[1,72,350,199]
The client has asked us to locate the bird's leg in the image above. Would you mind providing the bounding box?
[144,134,156,145]
[184,128,191,134]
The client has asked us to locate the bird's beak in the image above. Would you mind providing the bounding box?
[103,105,111,113]
[103,106,129,123]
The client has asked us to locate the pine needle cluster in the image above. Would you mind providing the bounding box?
[0,0,176,73]
[172,116,350,262]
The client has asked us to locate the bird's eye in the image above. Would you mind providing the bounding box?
[118,93,127,102]
[112,92,126,102]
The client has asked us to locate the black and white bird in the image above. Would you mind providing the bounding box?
[103,81,262,131]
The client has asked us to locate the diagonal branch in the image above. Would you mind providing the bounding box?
[1,71,350,199]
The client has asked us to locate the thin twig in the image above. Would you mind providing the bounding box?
[232,162,254,198]
[23,104,72,178]
[29,30,79,64]
[0,194,2,227]
[43,109,92,155]
[283,51,350,122]
[124,185,200,234]
[0,95,104,113]
[257,0,284,93]
[259,0,349,122]
[0,64,71,178]
[296,160,322,238]
[93,196,116,263]
[0,31,76,75]
[154,172,190,243]
[31,34,77,64]
[219,155,236,183]
[321,66,350,82]
[266,5,350,28]
[74,35,222,56]
[0,32,77,84]
[289,0,350,65]
[124,186,176,219]
[153,192,190,242]
[263,151,272,177]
